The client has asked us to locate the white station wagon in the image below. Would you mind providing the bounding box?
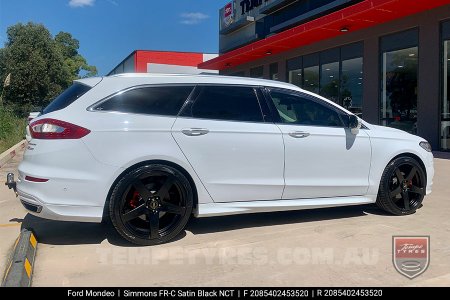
[6,74,434,245]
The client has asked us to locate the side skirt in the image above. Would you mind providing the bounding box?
[197,195,376,217]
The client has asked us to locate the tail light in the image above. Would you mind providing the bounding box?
[30,118,90,140]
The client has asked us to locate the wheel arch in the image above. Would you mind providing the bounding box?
[389,152,427,180]
[375,152,428,215]
[102,159,199,222]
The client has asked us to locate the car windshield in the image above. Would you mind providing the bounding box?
[42,83,91,114]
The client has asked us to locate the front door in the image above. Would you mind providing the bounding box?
[266,88,371,199]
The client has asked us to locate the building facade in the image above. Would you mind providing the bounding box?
[109,50,218,75]
[200,0,450,151]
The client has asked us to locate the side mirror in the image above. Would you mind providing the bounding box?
[348,115,361,134]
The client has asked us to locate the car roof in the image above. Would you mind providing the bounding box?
[77,73,300,90]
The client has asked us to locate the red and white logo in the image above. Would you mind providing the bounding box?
[224,2,233,17]
[393,236,430,279]
[223,2,234,26]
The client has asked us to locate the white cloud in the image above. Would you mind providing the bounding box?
[180,12,209,25]
[69,0,95,8]
[106,0,118,6]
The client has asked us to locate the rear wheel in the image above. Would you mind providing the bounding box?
[376,156,426,215]
[109,164,193,245]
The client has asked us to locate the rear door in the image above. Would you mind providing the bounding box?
[172,85,285,203]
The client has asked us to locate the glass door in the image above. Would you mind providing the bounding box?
[380,29,419,134]
[250,66,264,79]
[303,53,320,94]
[269,63,279,81]
[341,43,363,117]
[320,48,340,103]
[442,21,450,150]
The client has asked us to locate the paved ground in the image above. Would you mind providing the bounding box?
[0,150,27,276]
[0,149,449,287]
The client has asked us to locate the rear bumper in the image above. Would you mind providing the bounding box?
[16,139,122,223]
[17,188,103,222]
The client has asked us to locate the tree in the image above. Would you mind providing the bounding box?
[55,32,97,80]
[0,22,97,115]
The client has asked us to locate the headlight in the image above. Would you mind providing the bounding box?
[419,141,432,152]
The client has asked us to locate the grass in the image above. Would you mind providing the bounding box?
[0,105,26,154]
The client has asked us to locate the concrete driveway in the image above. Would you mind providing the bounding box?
[1,149,449,286]
[0,150,28,277]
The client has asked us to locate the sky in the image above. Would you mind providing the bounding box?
[0,0,230,75]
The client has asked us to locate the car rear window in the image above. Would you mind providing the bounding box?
[93,86,194,116]
[42,83,91,114]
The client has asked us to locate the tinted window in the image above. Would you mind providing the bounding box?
[43,83,91,114]
[188,86,263,122]
[269,90,343,127]
[95,86,193,116]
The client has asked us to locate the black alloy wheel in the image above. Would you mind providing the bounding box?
[376,156,426,215]
[109,164,193,245]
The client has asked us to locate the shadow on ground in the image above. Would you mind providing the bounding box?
[20,204,384,247]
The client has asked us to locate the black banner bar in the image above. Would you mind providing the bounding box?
[0,287,448,298]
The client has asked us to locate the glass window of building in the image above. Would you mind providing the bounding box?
[286,42,364,115]
[250,66,264,78]
[230,71,245,77]
[380,29,419,134]
[341,43,364,116]
[269,63,279,81]
[287,56,302,87]
[320,48,340,103]
[442,21,450,151]
[303,53,320,94]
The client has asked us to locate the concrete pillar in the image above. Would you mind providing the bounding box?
[417,15,440,149]
[362,37,379,124]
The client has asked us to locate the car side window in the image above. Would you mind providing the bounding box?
[187,86,264,122]
[269,90,343,127]
[93,86,194,116]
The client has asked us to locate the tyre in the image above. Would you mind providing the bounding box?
[109,164,194,245]
[376,156,426,215]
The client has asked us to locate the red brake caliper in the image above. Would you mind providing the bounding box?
[407,180,413,188]
[128,191,141,209]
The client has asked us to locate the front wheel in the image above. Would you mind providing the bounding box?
[109,164,194,245]
[376,156,426,215]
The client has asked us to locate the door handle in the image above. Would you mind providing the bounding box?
[289,131,310,138]
[181,128,209,136]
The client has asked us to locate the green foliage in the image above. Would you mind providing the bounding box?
[0,22,97,116]
[55,32,97,80]
[0,105,26,153]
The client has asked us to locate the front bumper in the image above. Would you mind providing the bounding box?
[425,152,434,195]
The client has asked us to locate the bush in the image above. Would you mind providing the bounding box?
[0,105,26,153]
